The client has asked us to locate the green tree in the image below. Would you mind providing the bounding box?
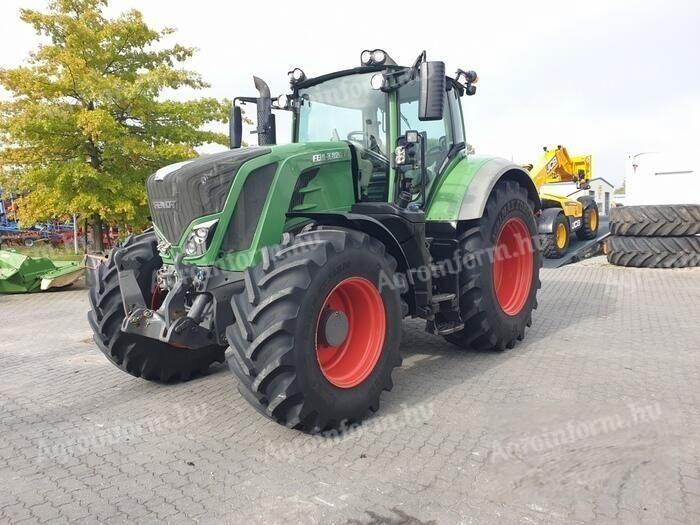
[0,0,230,249]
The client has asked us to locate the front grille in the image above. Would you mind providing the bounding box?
[222,163,278,252]
[146,148,270,243]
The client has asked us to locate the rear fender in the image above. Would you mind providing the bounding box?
[426,155,541,222]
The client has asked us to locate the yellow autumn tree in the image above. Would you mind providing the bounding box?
[0,0,230,248]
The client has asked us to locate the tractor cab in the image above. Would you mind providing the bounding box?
[231,50,477,208]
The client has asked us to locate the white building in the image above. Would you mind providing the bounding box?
[624,152,700,206]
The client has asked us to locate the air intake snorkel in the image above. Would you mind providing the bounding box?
[253,76,276,146]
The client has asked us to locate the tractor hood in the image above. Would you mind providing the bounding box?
[146,147,271,243]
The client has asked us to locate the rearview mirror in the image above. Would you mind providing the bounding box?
[229,105,242,149]
[419,61,445,121]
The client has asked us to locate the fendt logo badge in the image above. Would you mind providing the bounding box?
[153,200,176,210]
[312,151,343,163]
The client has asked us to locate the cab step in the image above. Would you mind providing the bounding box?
[431,292,456,304]
[426,319,464,335]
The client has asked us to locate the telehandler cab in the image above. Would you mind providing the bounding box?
[88,50,542,432]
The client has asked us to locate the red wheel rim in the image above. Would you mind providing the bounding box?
[315,277,386,388]
[492,217,533,316]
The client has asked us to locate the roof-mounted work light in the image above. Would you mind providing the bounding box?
[456,69,478,96]
[360,49,394,66]
[288,68,306,86]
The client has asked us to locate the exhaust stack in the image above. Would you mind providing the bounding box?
[253,76,276,146]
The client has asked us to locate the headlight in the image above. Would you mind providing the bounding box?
[372,49,386,64]
[184,240,198,256]
[361,50,372,65]
[183,219,218,257]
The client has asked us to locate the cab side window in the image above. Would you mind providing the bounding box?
[398,84,454,188]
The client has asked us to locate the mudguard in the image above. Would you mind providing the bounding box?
[286,211,411,274]
[286,210,427,316]
[577,195,596,209]
[426,154,541,222]
[537,207,566,234]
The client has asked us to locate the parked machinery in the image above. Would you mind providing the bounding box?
[524,146,599,258]
[87,50,543,432]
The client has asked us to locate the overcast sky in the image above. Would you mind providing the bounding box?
[2,0,699,186]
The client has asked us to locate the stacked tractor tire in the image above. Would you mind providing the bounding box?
[606,205,700,268]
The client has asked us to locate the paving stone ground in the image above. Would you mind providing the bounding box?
[1,256,699,524]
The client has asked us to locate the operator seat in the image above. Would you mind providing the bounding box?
[357,155,374,191]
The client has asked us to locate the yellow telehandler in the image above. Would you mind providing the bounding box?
[524,146,599,258]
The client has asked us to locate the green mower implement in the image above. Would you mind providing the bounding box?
[87,50,542,432]
[0,250,83,293]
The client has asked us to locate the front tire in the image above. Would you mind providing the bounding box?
[541,212,570,258]
[226,229,402,432]
[87,231,225,382]
[445,180,541,351]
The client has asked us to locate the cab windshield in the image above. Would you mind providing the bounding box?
[297,73,389,158]
[297,72,390,201]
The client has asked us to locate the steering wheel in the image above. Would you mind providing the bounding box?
[358,144,389,168]
[347,131,366,143]
[347,131,383,153]
[347,132,386,162]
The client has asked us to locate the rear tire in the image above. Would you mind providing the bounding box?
[610,204,700,237]
[226,228,402,433]
[540,212,570,259]
[445,180,541,351]
[606,235,700,268]
[87,231,225,382]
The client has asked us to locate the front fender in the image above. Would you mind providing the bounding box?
[537,207,565,234]
[426,155,541,221]
[577,195,596,209]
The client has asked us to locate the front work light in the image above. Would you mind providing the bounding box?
[370,73,385,90]
[275,94,289,109]
[288,68,306,85]
[372,49,386,64]
[360,49,389,66]
[455,69,478,96]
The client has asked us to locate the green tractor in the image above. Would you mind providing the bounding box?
[88,50,542,432]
